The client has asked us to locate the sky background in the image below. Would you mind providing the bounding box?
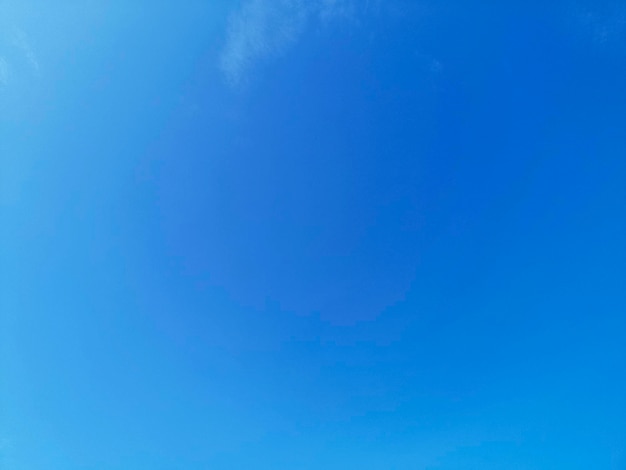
[1,1,625,468]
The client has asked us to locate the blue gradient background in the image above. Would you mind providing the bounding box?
[1,1,625,468]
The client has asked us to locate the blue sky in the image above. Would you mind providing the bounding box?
[1,1,625,468]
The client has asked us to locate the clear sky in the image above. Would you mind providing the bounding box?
[1,1,625,468]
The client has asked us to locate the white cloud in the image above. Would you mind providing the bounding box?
[219,0,361,86]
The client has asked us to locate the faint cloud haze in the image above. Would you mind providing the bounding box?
[574,2,626,43]
[0,27,40,91]
[11,28,40,73]
[0,57,8,86]
[220,0,308,86]
[219,0,364,86]
[318,0,358,23]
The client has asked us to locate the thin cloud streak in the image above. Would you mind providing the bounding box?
[219,0,361,86]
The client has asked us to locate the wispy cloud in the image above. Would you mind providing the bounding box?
[0,27,39,92]
[574,2,626,44]
[11,28,39,73]
[219,0,363,86]
[318,0,358,24]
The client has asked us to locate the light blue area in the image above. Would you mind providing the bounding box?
[1,1,625,468]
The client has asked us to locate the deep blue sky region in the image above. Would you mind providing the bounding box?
[1,1,625,469]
